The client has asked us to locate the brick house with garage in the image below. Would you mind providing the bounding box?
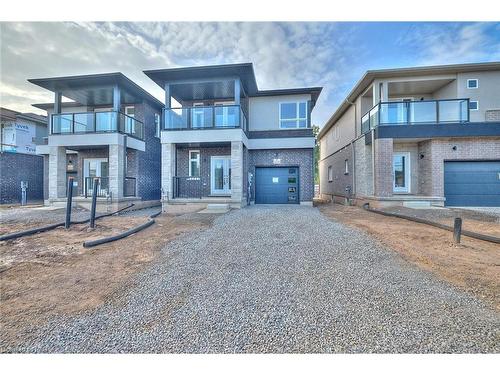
[0,107,47,205]
[144,63,321,207]
[28,73,163,209]
[318,62,500,208]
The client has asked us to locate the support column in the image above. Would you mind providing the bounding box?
[234,79,241,106]
[231,141,244,205]
[113,85,121,131]
[48,146,66,200]
[51,91,62,135]
[109,144,125,200]
[164,83,171,108]
[373,138,393,197]
[161,143,176,200]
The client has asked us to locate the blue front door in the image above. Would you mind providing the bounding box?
[255,167,299,204]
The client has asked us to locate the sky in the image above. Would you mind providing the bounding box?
[1,22,500,127]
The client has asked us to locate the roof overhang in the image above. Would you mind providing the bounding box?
[318,61,500,139]
[28,72,163,109]
[144,63,259,101]
[0,107,46,124]
[254,87,322,107]
[144,63,322,105]
[32,102,84,111]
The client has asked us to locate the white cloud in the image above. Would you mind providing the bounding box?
[0,22,354,125]
[397,22,500,66]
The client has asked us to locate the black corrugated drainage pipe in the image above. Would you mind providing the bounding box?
[82,209,162,248]
[0,204,135,242]
[83,220,155,248]
[362,203,500,244]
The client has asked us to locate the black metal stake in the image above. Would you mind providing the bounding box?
[65,177,74,229]
[90,178,99,229]
[453,217,462,244]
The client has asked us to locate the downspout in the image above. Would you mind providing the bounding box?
[371,128,375,196]
[345,98,356,204]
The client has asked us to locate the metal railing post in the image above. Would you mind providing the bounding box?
[453,217,462,244]
[436,100,440,123]
[65,177,74,229]
[90,178,99,228]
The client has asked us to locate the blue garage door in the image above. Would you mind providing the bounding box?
[255,167,299,204]
[444,161,500,207]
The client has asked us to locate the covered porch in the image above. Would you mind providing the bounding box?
[162,141,247,208]
[359,75,470,133]
[42,144,140,203]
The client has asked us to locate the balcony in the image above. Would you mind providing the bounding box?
[361,99,470,134]
[163,104,247,131]
[51,111,144,140]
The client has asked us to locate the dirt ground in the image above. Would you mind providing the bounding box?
[0,205,215,349]
[319,203,500,310]
[382,206,500,237]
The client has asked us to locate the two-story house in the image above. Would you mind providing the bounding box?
[28,73,163,208]
[318,62,500,208]
[1,107,47,204]
[144,63,321,207]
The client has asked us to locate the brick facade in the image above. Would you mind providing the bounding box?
[175,145,232,197]
[349,136,500,201]
[353,137,373,197]
[0,152,44,204]
[135,102,161,201]
[373,138,393,197]
[319,144,354,199]
[418,137,500,197]
[249,148,314,202]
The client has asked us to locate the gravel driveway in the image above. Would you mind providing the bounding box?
[7,206,499,353]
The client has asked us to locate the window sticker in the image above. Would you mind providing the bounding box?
[272,177,279,183]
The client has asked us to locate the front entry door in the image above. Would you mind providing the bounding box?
[211,156,231,195]
[393,152,410,193]
[83,158,109,196]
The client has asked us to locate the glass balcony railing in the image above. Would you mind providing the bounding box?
[51,111,144,140]
[361,98,470,134]
[163,104,247,131]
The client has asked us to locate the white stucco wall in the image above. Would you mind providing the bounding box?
[457,71,500,122]
[320,104,356,159]
[248,94,312,131]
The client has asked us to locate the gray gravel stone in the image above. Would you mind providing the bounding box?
[5,206,499,353]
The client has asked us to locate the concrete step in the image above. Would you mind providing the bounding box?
[403,201,432,209]
[206,203,230,210]
[198,203,231,214]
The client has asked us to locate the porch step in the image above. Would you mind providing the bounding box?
[207,203,230,210]
[200,203,231,213]
[403,200,432,208]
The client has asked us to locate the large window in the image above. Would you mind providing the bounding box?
[189,150,200,177]
[279,102,308,129]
